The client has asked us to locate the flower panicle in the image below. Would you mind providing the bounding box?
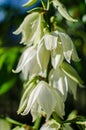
[13,0,83,125]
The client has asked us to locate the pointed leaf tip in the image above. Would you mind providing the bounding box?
[23,0,38,7]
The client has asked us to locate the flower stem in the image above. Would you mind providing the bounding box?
[52,112,63,124]
[6,117,22,126]
[33,116,42,130]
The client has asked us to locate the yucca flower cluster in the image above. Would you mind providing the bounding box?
[13,0,83,129]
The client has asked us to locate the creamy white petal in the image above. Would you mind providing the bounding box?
[31,101,42,122]
[44,33,58,50]
[13,46,36,73]
[40,125,56,130]
[18,82,36,114]
[53,89,65,118]
[13,12,42,45]
[51,44,64,69]
[58,32,80,62]
[49,69,68,101]
[40,119,60,130]
[22,53,40,79]
[21,83,42,115]
[37,81,57,120]
[13,46,41,80]
[37,42,50,77]
[67,77,77,99]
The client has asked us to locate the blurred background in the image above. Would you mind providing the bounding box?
[0,0,86,125]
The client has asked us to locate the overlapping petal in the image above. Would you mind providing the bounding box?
[51,44,64,69]
[40,31,80,64]
[43,32,58,50]
[37,42,50,77]
[49,68,68,101]
[58,32,80,63]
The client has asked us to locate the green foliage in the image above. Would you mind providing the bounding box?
[0,47,20,95]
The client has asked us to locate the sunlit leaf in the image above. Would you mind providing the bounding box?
[61,62,83,85]
[23,0,38,7]
[0,119,11,130]
[58,6,78,22]
[53,0,78,22]
[6,117,22,126]
[76,116,86,126]
[0,78,16,95]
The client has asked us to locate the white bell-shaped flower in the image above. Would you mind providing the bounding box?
[49,62,83,100]
[13,44,50,80]
[13,46,41,80]
[19,81,64,121]
[40,31,80,63]
[13,12,42,45]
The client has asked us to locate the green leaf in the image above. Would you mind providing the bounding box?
[6,117,22,126]
[58,6,78,22]
[0,53,7,69]
[0,78,16,95]
[23,0,38,7]
[61,62,83,85]
[27,7,43,14]
[0,119,11,130]
[0,47,20,70]
[76,116,86,126]
[67,110,77,120]
[53,0,78,22]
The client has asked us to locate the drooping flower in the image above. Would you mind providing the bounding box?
[18,81,65,121]
[39,31,80,64]
[13,46,40,80]
[13,12,43,45]
[49,62,83,100]
[13,44,50,80]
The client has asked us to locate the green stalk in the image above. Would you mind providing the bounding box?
[6,117,22,126]
[33,116,42,130]
[52,112,63,124]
